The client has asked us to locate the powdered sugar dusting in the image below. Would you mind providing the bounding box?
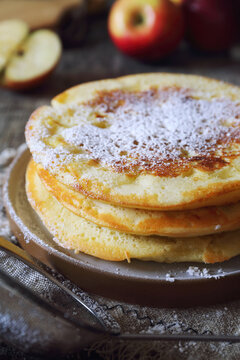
[28,88,240,175]
[186,266,226,279]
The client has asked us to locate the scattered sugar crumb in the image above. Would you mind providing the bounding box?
[186,266,211,278]
[186,266,226,279]
[165,273,175,282]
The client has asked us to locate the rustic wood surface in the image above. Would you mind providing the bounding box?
[1,14,240,360]
[0,0,82,29]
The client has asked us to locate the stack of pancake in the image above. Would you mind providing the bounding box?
[25,73,240,264]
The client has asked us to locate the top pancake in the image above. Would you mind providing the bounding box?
[26,73,240,210]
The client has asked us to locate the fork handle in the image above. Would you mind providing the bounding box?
[0,236,34,264]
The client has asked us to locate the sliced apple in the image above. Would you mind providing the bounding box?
[3,29,62,90]
[0,19,29,72]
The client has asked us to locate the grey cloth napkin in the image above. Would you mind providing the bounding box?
[1,147,240,360]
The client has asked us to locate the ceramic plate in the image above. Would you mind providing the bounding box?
[4,145,240,307]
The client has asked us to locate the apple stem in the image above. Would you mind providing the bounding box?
[132,12,144,27]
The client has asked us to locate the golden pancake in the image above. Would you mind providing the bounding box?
[26,73,240,210]
[36,160,240,237]
[26,159,240,264]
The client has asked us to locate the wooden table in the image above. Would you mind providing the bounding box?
[1,14,240,360]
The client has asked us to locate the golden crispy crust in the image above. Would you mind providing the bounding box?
[26,159,240,264]
[36,160,240,237]
[26,73,240,210]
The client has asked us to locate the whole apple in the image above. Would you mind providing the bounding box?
[184,0,237,52]
[108,0,184,60]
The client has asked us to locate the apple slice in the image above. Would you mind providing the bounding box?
[0,19,29,72]
[3,29,62,90]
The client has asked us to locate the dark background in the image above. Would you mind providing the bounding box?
[1,5,240,359]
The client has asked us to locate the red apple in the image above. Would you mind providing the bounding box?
[170,0,184,5]
[184,0,237,52]
[108,0,185,60]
